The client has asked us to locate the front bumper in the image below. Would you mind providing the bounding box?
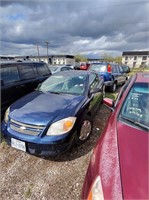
[1,121,76,157]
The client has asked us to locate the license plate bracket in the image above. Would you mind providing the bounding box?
[11,138,26,152]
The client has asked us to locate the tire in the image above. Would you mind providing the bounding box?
[76,115,93,145]
[102,84,106,98]
[110,82,117,92]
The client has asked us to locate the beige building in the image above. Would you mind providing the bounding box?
[122,51,149,68]
[14,55,75,65]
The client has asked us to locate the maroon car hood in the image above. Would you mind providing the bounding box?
[117,121,149,199]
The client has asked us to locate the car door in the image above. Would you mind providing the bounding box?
[34,63,51,85]
[17,63,37,94]
[118,65,127,84]
[111,64,121,83]
[88,73,103,116]
[1,64,23,116]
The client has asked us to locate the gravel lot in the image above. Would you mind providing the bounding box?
[0,104,111,200]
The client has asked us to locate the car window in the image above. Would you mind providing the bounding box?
[118,65,123,73]
[35,63,51,76]
[0,65,20,84]
[89,64,107,72]
[120,82,149,129]
[61,67,72,71]
[115,76,132,107]
[112,65,119,73]
[19,64,35,79]
[89,73,100,89]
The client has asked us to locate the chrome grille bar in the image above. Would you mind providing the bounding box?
[10,119,46,136]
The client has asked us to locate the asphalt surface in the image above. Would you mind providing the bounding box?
[0,104,111,200]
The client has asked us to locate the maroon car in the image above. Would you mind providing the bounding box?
[80,62,90,70]
[82,72,149,200]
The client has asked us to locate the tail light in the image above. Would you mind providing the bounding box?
[107,64,111,73]
[80,65,87,70]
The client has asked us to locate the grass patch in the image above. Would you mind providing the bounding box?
[129,67,149,76]
[105,92,117,100]
[24,185,33,199]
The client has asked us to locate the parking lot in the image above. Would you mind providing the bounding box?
[0,104,111,200]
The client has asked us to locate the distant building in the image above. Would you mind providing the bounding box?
[14,55,75,65]
[0,56,14,61]
[122,51,149,68]
[88,58,105,63]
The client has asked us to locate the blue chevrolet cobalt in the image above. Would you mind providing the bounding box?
[2,70,104,157]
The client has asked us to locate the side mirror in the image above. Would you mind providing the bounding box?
[103,98,114,110]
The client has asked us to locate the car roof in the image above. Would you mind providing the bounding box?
[91,62,108,65]
[0,60,46,65]
[135,72,149,83]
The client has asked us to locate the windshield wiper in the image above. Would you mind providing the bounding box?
[121,116,149,130]
[48,91,61,94]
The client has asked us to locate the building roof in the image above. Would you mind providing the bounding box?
[15,55,75,59]
[122,51,149,56]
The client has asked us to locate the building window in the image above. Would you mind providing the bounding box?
[141,62,146,66]
[134,56,137,60]
[142,56,147,60]
[125,62,128,65]
[133,62,136,67]
[125,56,128,60]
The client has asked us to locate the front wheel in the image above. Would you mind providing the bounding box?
[110,82,117,92]
[76,115,93,145]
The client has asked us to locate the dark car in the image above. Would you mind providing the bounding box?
[88,62,127,92]
[2,70,104,157]
[1,60,51,117]
[82,72,149,200]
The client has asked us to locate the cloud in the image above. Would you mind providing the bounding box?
[0,0,149,58]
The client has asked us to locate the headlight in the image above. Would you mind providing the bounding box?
[87,176,104,200]
[4,107,10,123]
[46,117,76,136]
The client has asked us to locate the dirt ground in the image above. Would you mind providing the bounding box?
[0,104,111,200]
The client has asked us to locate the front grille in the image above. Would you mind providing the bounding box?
[10,119,46,136]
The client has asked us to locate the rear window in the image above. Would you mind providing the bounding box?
[0,65,20,84]
[120,83,149,129]
[35,63,51,76]
[89,64,107,72]
[19,64,35,79]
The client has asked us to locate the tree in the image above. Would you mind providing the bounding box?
[75,54,88,62]
[113,56,122,64]
[101,53,122,63]
[101,53,113,62]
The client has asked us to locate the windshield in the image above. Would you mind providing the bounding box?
[89,64,107,72]
[38,74,87,95]
[120,83,149,129]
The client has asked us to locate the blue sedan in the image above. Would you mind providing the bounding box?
[2,71,104,157]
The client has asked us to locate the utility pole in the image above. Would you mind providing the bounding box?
[37,43,40,61]
[44,41,49,63]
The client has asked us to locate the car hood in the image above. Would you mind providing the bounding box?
[117,121,148,199]
[10,91,86,126]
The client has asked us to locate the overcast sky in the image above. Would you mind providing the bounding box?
[0,0,149,58]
